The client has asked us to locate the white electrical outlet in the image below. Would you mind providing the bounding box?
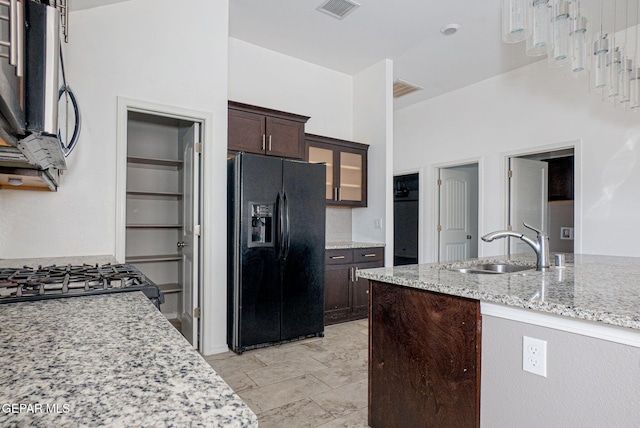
[522,336,547,377]
[374,218,382,229]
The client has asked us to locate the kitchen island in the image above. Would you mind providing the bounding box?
[359,254,640,428]
[0,292,257,427]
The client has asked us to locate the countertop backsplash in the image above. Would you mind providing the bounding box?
[326,207,352,242]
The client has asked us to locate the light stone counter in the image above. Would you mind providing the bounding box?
[326,241,385,250]
[358,254,640,331]
[0,292,257,427]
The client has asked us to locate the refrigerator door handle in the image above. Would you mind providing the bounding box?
[276,192,284,260]
[283,192,290,260]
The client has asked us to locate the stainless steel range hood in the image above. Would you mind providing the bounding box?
[0,0,64,190]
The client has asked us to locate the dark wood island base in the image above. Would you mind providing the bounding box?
[368,280,481,428]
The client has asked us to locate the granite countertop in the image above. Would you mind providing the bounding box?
[0,292,257,427]
[358,254,640,331]
[326,241,385,250]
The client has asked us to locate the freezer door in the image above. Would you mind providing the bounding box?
[230,154,284,351]
[280,160,326,340]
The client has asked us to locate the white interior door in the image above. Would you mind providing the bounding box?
[438,167,478,262]
[509,157,548,254]
[181,123,200,347]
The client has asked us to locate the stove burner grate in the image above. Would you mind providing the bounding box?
[0,263,162,308]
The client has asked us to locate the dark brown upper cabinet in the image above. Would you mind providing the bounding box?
[228,101,309,160]
[305,133,369,207]
[547,156,574,201]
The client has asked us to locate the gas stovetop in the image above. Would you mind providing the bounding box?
[0,263,163,307]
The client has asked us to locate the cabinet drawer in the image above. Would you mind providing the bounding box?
[353,247,384,263]
[326,249,353,265]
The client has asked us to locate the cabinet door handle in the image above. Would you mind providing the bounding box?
[9,0,17,66]
[337,187,341,201]
[333,187,338,201]
[350,266,354,282]
[15,0,23,76]
[363,253,376,257]
[268,135,272,151]
[262,134,266,151]
[330,255,345,260]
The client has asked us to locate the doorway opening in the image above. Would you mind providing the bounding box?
[508,147,575,255]
[436,163,479,262]
[393,173,419,266]
[116,99,204,350]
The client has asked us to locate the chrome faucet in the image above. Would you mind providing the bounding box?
[481,222,550,270]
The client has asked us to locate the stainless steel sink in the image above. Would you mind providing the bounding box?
[450,263,535,274]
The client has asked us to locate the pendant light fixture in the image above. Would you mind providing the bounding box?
[619,57,633,102]
[550,0,571,66]
[503,0,530,42]
[570,13,589,74]
[569,1,589,76]
[501,0,640,113]
[608,47,623,98]
[606,0,622,99]
[630,0,640,109]
[593,33,610,90]
[630,67,640,108]
[619,0,633,103]
[593,0,610,91]
[527,0,552,56]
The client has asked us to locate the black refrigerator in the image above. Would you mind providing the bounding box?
[227,153,326,353]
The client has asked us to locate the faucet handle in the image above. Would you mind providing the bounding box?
[523,221,543,236]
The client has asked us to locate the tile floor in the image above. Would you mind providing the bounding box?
[202,319,370,428]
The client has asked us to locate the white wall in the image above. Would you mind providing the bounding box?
[353,59,394,264]
[228,38,353,140]
[0,0,230,354]
[395,59,640,261]
[481,314,640,427]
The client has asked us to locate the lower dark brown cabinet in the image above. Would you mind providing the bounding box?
[324,247,383,325]
[369,280,481,428]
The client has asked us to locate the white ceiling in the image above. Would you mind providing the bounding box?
[70,0,636,111]
[228,0,541,110]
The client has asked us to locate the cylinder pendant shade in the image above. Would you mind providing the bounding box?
[503,0,530,43]
[551,0,571,64]
[527,0,551,56]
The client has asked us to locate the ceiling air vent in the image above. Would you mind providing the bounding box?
[393,79,423,98]
[316,0,360,20]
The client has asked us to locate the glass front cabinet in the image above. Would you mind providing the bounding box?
[305,134,368,207]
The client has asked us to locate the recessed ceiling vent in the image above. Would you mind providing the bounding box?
[316,0,360,20]
[393,79,423,98]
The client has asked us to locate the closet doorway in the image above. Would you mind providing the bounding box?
[116,99,204,349]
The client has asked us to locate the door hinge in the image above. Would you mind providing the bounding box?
[195,225,201,236]
[195,142,202,154]
[437,179,442,186]
[437,225,442,232]
[193,307,201,319]
[508,170,513,179]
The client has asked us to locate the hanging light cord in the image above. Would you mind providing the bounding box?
[58,43,80,158]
